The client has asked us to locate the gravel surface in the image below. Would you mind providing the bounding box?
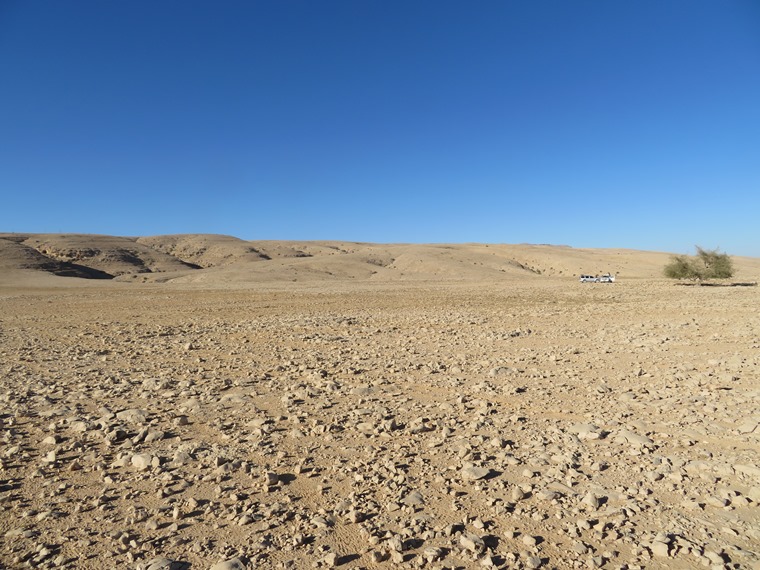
[1,279,758,569]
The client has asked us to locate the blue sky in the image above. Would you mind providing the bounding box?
[1,1,759,255]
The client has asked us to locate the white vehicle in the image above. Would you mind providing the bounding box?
[579,273,615,283]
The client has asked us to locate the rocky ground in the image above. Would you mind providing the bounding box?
[1,278,759,569]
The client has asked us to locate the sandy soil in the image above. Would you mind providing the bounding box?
[1,270,759,569]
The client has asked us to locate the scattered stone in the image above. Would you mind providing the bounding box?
[460,532,485,553]
[210,558,246,570]
[581,492,601,510]
[143,558,189,570]
[403,490,425,506]
[651,540,669,558]
[615,430,653,447]
[131,453,154,470]
[568,423,602,440]
[423,546,444,562]
[461,466,491,481]
[525,555,543,568]
[116,408,148,424]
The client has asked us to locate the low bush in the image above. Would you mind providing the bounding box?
[664,246,733,280]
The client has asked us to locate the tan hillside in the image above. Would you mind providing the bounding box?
[0,234,113,279]
[1,233,197,277]
[136,234,271,268]
[1,233,759,285]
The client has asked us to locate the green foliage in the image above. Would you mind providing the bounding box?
[664,246,734,280]
[663,254,697,279]
[695,246,734,278]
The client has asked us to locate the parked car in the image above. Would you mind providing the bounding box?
[579,273,615,283]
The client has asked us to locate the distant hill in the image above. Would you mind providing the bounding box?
[2,233,758,284]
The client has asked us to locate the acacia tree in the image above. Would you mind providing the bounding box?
[664,246,734,280]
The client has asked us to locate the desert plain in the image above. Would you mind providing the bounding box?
[1,234,759,570]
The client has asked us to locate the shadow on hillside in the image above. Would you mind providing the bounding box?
[51,262,114,279]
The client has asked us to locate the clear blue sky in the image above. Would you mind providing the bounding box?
[1,1,759,255]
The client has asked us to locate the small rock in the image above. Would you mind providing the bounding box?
[116,408,148,424]
[706,496,729,508]
[403,490,425,506]
[568,423,602,440]
[144,558,188,570]
[573,542,588,555]
[461,466,491,481]
[423,546,444,562]
[131,453,153,470]
[144,430,165,443]
[210,558,246,570]
[582,492,601,510]
[651,541,669,558]
[460,532,485,553]
[525,556,542,569]
[615,430,653,447]
[536,489,558,501]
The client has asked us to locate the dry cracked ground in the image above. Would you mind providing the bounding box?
[1,279,759,569]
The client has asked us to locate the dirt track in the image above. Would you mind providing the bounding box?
[1,278,759,569]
